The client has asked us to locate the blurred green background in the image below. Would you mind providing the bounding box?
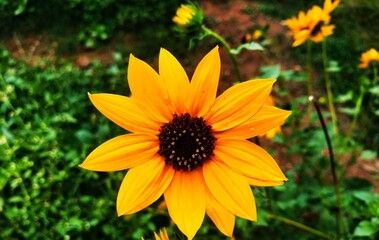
[1,0,379,239]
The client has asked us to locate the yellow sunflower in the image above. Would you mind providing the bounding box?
[359,48,379,69]
[285,0,339,47]
[80,46,290,239]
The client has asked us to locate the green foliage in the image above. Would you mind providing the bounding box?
[1,0,378,239]
[0,0,182,48]
[230,42,264,55]
[0,48,172,239]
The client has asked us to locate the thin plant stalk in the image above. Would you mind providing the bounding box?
[322,40,338,135]
[266,213,334,240]
[306,40,313,120]
[347,83,365,138]
[373,61,378,83]
[309,95,343,239]
[201,25,243,82]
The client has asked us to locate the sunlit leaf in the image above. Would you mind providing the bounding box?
[353,220,379,237]
[259,64,281,79]
[360,150,377,161]
[230,42,264,55]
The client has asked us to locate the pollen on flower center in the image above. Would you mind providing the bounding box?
[158,113,216,171]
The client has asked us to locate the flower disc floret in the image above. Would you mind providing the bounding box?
[158,113,216,171]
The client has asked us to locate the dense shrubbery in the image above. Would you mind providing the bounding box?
[1,0,379,239]
[0,0,181,47]
[0,48,162,238]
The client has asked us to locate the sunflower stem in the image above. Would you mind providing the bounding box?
[201,25,243,82]
[266,213,334,240]
[309,95,343,239]
[374,61,378,83]
[322,40,338,135]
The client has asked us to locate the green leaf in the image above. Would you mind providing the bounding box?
[230,41,264,55]
[75,129,93,143]
[339,107,356,116]
[256,210,269,226]
[259,64,281,78]
[279,70,308,82]
[8,196,24,203]
[353,220,379,237]
[1,127,14,143]
[360,150,377,161]
[14,0,28,15]
[369,86,379,96]
[335,91,353,103]
[326,60,341,73]
[353,191,379,204]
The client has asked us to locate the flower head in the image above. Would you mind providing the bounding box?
[154,228,170,240]
[80,46,290,239]
[285,0,339,47]
[359,48,379,69]
[173,3,203,30]
[243,29,264,43]
[141,228,169,240]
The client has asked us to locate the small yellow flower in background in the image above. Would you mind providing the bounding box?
[260,95,283,140]
[154,228,169,240]
[173,4,194,26]
[173,3,203,29]
[359,48,379,69]
[252,29,263,41]
[243,30,263,43]
[285,0,339,47]
[80,46,290,239]
[141,228,169,240]
[242,25,269,44]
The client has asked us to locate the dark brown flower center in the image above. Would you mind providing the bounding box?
[310,21,323,36]
[158,113,216,171]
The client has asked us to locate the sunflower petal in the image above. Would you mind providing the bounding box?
[80,134,158,171]
[188,46,220,116]
[88,93,159,133]
[205,79,275,132]
[159,48,190,114]
[117,157,174,215]
[164,169,206,240]
[128,54,173,123]
[215,138,287,185]
[206,186,235,237]
[203,160,257,221]
[215,105,291,139]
